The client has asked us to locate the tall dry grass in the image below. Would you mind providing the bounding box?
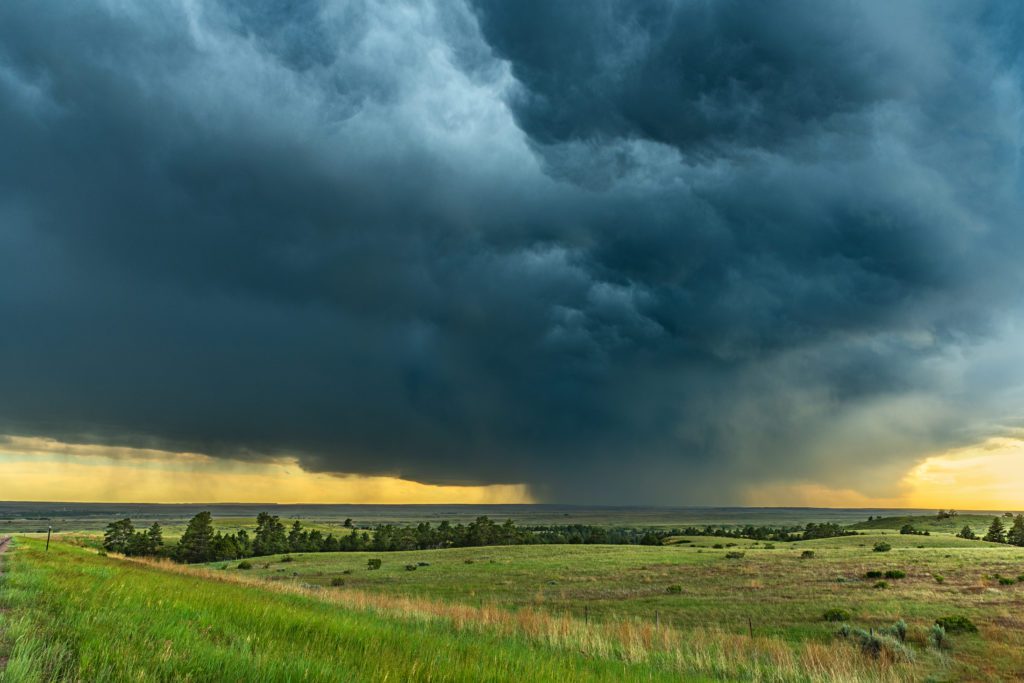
[122,553,914,682]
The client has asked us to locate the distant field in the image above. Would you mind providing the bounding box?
[848,514,999,534]
[3,502,998,534]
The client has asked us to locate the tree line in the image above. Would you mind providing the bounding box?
[957,514,1024,546]
[677,522,856,543]
[104,513,682,563]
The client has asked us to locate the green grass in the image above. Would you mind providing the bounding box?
[0,540,684,682]
[5,530,1024,681]
[204,532,1024,680]
[0,538,919,682]
[847,514,1001,533]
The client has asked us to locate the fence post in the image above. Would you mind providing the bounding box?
[748,616,753,639]
[585,605,589,624]
[46,526,52,551]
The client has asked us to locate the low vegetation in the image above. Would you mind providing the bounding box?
[0,539,918,682]
[6,509,1024,680]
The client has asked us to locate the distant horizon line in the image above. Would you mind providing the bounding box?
[1,500,1012,513]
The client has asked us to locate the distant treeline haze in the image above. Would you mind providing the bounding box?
[100,513,883,564]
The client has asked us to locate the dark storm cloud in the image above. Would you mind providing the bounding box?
[1,0,1023,503]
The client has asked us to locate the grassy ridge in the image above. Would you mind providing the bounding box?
[846,514,998,533]
[0,540,670,682]
[199,532,1024,679]
[0,540,913,682]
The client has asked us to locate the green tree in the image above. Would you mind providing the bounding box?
[103,518,135,553]
[253,512,288,556]
[176,511,216,563]
[1007,514,1024,547]
[146,522,164,554]
[983,516,1006,544]
[957,524,977,540]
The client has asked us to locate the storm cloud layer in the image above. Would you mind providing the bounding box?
[1,0,1023,503]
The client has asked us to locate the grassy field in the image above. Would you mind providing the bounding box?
[0,539,917,682]
[3,513,1024,680]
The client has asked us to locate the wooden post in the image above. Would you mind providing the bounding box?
[655,610,660,629]
[748,616,753,639]
[584,605,589,624]
[46,526,52,551]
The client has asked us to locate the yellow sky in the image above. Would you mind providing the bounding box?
[743,436,1024,510]
[0,435,533,504]
[3,433,1023,508]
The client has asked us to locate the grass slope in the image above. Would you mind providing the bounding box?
[204,532,1024,680]
[0,539,917,682]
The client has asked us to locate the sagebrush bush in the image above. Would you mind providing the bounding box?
[330,577,345,587]
[724,551,745,559]
[883,570,906,579]
[666,585,682,594]
[865,570,882,579]
[367,558,382,570]
[800,550,815,559]
[930,624,947,649]
[280,556,294,563]
[405,564,417,571]
[935,616,977,634]
[873,542,892,553]
[237,561,253,570]
[822,608,851,622]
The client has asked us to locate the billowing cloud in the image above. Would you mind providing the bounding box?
[1,0,1023,504]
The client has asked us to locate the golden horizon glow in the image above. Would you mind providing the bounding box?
[0,435,535,505]
[744,436,1024,510]
[5,433,1024,508]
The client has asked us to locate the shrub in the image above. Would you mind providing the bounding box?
[342,569,353,575]
[712,543,724,549]
[865,570,883,579]
[763,543,775,549]
[417,561,430,567]
[330,577,345,587]
[935,616,977,634]
[887,619,908,642]
[464,559,475,564]
[1018,575,1024,583]
[997,576,1016,585]
[280,555,294,563]
[666,585,682,594]
[933,574,945,584]
[97,550,107,557]
[884,570,906,579]
[837,626,914,662]
[823,608,851,622]
[405,564,418,571]
[367,558,382,570]
[724,551,745,559]
[800,550,815,559]
[872,542,892,552]
[237,561,253,570]
[873,581,889,589]
[930,624,947,649]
